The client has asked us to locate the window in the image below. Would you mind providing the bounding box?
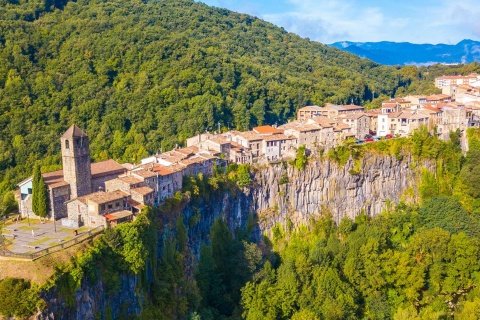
[65,140,70,149]
[108,204,113,209]
[28,188,32,194]
[116,202,120,207]
[100,204,105,211]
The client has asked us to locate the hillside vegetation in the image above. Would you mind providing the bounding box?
[0,0,409,196]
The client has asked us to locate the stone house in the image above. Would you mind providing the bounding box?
[338,113,370,139]
[231,131,263,158]
[377,111,429,137]
[297,105,323,121]
[229,141,253,164]
[316,104,365,119]
[261,134,296,161]
[66,190,131,228]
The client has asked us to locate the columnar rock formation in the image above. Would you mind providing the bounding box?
[250,153,431,230]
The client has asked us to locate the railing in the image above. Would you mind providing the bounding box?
[0,225,105,261]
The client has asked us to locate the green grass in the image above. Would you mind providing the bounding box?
[28,237,52,246]
[47,240,64,247]
[78,226,90,233]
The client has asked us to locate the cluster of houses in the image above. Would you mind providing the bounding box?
[17,126,225,229]
[16,74,480,228]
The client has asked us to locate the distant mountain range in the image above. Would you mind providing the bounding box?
[329,39,480,66]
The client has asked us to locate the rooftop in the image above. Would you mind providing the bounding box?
[61,125,87,139]
[117,175,144,185]
[91,159,127,179]
[262,133,294,141]
[105,210,134,221]
[253,125,282,135]
[87,190,129,205]
[42,170,69,189]
[298,105,322,111]
[131,186,155,196]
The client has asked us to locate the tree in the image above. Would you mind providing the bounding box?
[236,164,252,188]
[0,191,18,218]
[294,145,307,170]
[32,164,49,219]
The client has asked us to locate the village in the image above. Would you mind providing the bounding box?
[14,73,480,231]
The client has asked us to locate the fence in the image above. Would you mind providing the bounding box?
[0,225,105,260]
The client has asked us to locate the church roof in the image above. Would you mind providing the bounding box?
[91,159,126,178]
[61,125,87,139]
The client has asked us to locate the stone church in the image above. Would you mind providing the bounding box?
[18,125,128,222]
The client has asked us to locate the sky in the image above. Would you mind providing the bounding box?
[198,0,480,44]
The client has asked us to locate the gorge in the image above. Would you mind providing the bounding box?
[35,150,434,319]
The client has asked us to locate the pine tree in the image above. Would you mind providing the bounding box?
[32,163,49,219]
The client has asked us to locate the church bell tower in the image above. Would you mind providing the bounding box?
[61,125,92,199]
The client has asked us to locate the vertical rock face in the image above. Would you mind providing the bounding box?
[249,154,430,230]
[37,153,433,319]
[37,274,141,320]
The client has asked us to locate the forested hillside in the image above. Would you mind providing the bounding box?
[0,0,409,197]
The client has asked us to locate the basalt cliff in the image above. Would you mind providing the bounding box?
[37,153,432,319]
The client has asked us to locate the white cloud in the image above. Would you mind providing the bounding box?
[261,0,474,44]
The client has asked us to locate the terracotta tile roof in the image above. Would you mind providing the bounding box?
[105,210,133,221]
[278,121,302,130]
[426,94,450,101]
[382,102,397,107]
[131,186,154,196]
[175,146,199,155]
[309,116,335,128]
[71,191,105,205]
[118,176,144,185]
[340,104,365,111]
[338,112,367,120]
[91,159,126,178]
[43,170,69,189]
[299,105,322,111]
[127,198,143,209]
[180,157,206,166]
[121,163,134,170]
[236,131,263,141]
[61,125,87,138]
[131,169,157,179]
[152,165,175,176]
[168,164,187,173]
[253,125,282,135]
[86,190,129,205]
[334,123,351,131]
[262,134,293,141]
[422,105,442,113]
[387,112,403,118]
[296,124,322,132]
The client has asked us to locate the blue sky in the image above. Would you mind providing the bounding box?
[197,0,480,44]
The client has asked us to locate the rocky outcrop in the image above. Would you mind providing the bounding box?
[36,274,142,320]
[249,154,431,230]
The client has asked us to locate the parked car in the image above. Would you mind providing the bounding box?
[385,134,393,139]
[364,134,372,139]
[365,138,374,143]
[372,136,380,141]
